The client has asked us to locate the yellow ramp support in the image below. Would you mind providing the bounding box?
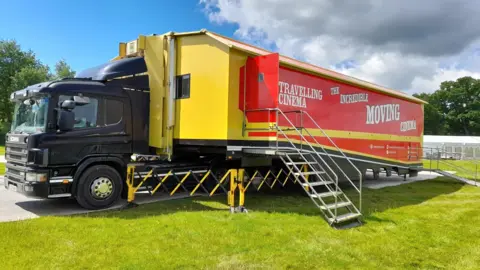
[125,164,233,205]
[125,165,298,214]
[243,168,297,192]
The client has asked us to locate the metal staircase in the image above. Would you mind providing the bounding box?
[245,108,363,228]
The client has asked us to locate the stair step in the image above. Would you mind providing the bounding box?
[328,212,362,223]
[286,161,316,165]
[278,151,310,156]
[302,181,334,187]
[281,127,304,131]
[294,171,325,176]
[310,191,342,198]
[320,201,351,210]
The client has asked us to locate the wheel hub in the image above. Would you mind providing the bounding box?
[91,177,113,199]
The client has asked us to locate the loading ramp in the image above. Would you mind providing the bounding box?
[426,169,478,187]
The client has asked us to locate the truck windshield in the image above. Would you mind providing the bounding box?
[11,96,49,134]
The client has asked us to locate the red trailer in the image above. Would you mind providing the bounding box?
[238,52,424,181]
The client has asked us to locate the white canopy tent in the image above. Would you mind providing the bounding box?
[423,135,480,160]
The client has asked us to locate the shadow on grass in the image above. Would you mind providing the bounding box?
[82,177,465,221]
[13,177,466,223]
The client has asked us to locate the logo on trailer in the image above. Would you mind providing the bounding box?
[366,104,400,124]
[278,81,323,108]
[330,86,340,95]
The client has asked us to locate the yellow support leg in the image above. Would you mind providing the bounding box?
[237,169,247,213]
[228,169,237,213]
[303,164,310,192]
[229,169,248,214]
[126,165,137,205]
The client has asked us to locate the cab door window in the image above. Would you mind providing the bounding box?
[99,98,123,126]
[59,95,99,129]
[58,95,124,129]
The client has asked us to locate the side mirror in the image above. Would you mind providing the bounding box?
[58,110,75,132]
[61,100,76,110]
[23,99,35,106]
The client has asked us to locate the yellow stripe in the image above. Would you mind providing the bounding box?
[245,122,422,143]
[281,127,422,143]
[244,136,277,141]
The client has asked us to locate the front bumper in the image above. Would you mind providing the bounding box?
[3,176,49,198]
[4,163,73,199]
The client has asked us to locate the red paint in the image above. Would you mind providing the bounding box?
[248,131,278,137]
[277,66,424,137]
[239,53,279,123]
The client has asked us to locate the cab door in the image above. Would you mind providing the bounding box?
[42,92,131,166]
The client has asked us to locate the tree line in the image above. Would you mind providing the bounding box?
[0,39,75,123]
[413,76,480,136]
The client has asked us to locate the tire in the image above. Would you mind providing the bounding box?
[75,165,123,210]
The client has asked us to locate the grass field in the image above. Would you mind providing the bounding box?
[1,177,480,269]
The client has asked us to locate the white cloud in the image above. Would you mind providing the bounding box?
[411,68,480,94]
[200,0,480,94]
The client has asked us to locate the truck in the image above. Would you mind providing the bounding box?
[4,29,425,227]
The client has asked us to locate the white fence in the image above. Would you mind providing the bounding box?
[423,135,480,160]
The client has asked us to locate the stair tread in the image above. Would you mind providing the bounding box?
[278,151,310,156]
[286,161,316,165]
[320,201,351,210]
[310,191,342,198]
[328,212,362,223]
[302,181,334,187]
[294,171,326,176]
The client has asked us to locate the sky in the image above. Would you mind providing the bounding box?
[2,0,480,95]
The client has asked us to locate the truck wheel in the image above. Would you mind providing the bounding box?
[75,165,123,210]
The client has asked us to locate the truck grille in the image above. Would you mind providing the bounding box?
[5,163,26,182]
[6,146,28,164]
[5,134,29,182]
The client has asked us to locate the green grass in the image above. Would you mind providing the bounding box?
[1,177,480,269]
[423,159,480,180]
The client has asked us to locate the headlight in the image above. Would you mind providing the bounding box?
[26,172,47,182]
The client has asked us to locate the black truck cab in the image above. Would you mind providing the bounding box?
[4,57,150,209]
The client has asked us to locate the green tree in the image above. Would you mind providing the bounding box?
[0,39,42,122]
[413,92,446,135]
[54,59,75,79]
[427,76,480,135]
[10,65,51,93]
[0,39,76,123]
